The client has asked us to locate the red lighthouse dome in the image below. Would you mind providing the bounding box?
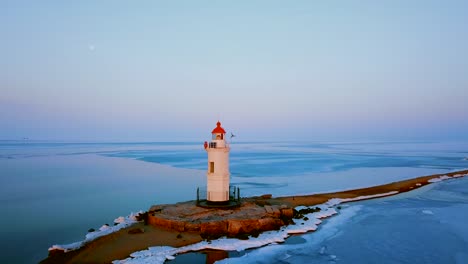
[211,121,226,134]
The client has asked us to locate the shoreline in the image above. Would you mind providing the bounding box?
[42,169,468,264]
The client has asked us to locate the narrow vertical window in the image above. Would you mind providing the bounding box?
[209,162,214,173]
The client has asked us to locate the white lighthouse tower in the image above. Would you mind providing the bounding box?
[203,121,230,203]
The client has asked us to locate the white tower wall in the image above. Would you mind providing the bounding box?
[206,146,230,201]
[205,122,231,202]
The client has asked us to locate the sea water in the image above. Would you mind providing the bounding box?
[0,140,467,263]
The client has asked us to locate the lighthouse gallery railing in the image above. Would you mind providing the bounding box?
[196,185,240,205]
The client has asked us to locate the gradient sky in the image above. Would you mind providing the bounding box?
[2,1,468,141]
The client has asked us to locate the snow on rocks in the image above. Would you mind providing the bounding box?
[113,192,398,264]
[114,216,126,224]
[427,172,468,183]
[428,175,452,183]
[48,211,143,253]
[113,207,340,263]
[325,191,399,207]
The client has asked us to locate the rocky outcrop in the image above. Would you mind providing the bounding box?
[147,200,293,239]
[201,221,228,239]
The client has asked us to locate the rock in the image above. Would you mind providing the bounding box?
[128,228,144,234]
[264,206,281,217]
[184,221,201,232]
[227,220,244,236]
[87,228,95,233]
[260,194,272,199]
[297,207,321,216]
[236,233,250,240]
[135,212,149,224]
[250,229,260,238]
[258,218,283,231]
[255,200,270,207]
[170,220,186,232]
[293,209,302,219]
[147,200,292,240]
[149,205,164,213]
[280,208,294,219]
[48,248,65,257]
[226,219,270,237]
[201,221,227,240]
[176,233,182,239]
[148,216,185,232]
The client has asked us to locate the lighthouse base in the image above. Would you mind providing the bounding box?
[196,186,241,208]
[196,199,240,209]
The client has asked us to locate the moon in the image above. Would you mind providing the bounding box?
[88,44,95,51]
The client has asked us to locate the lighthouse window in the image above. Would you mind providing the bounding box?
[209,162,214,173]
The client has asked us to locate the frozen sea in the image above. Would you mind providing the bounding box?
[215,176,468,264]
[0,140,467,263]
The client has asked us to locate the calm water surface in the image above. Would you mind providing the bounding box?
[0,140,467,263]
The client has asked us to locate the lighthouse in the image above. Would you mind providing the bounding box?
[203,121,231,203]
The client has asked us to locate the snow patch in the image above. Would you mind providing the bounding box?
[114,216,126,224]
[326,191,398,207]
[48,211,143,253]
[428,175,452,183]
